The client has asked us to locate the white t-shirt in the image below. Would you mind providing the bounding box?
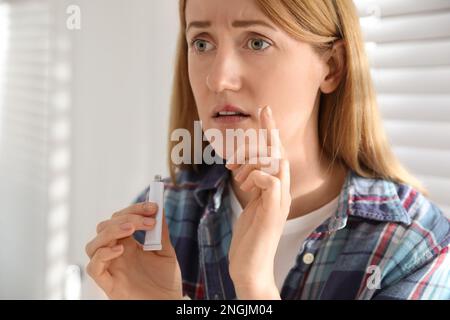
[227,182,339,292]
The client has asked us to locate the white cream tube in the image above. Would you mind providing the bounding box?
[143,174,164,251]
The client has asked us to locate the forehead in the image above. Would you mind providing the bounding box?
[185,0,267,24]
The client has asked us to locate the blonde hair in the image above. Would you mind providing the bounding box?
[168,0,427,195]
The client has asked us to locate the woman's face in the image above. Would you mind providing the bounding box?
[185,0,330,159]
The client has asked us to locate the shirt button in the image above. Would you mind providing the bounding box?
[303,252,315,265]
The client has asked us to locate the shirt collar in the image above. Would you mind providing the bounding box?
[345,170,412,225]
[192,164,411,227]
[193,163,230,208]
[320,169,412,233]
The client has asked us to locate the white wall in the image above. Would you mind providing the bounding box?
[67,0,179,299]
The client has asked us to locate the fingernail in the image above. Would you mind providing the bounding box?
[143,217,155,226]
[265,106,272,118]
[120,222,133,231]
[145,202,157,211]
[257,107,263,119]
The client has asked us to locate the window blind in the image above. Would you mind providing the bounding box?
[0,0,52,299]
[355,0,450,217]
[0,0,73,299]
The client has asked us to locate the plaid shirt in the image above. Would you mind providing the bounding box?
[133,164,450,300]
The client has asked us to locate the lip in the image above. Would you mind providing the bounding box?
[211,104,251,118]
[212,114,251,124]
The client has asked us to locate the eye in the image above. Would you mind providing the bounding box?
[191,39,214,53]
[247,38,271,51]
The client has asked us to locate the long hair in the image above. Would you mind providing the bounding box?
[168,0,427,195]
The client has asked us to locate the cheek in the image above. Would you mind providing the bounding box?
[259,66,319,115]
[188,59,209,119]
[282,73,318,114]
[188,59,203,96]
[255,61,321,141]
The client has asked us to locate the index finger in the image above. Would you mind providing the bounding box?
[259,105,284,158]
[111,201,158,219]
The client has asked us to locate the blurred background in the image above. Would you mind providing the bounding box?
[0,0,449,299]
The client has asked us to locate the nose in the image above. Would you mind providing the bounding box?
[206,48,242,94]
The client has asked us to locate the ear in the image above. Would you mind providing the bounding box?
[319,40,346,94]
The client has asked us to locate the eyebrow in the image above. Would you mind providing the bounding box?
[185,19,277,34]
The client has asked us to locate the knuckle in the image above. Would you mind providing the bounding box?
[125,215,135,224]
[116,215,135,228]
[100,227,114,241]
[111,211,121,218]
[96,220,107,233]
[85,242,92,256]
[268,177,279,188]
[95,247,105,260]
[249,169,259,178]
[86,262,94,277]
[106,225,118,238]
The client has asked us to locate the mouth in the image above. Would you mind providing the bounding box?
[212,104,252,124]
[213,111,251,118]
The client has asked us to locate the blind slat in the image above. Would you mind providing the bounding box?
[373,67,450,94]
[417,174,450,211]
[361,11,450,43]
[355,0,450,18]
[378,94,450,122]
[393,146,450,179]
[367,39,450,68]
[384,121,450,149]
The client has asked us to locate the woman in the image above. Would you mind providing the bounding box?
[85,0,450,300]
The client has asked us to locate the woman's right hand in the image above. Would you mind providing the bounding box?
[85,202,183,299]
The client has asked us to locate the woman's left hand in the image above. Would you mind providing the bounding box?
[226,106,291,300]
